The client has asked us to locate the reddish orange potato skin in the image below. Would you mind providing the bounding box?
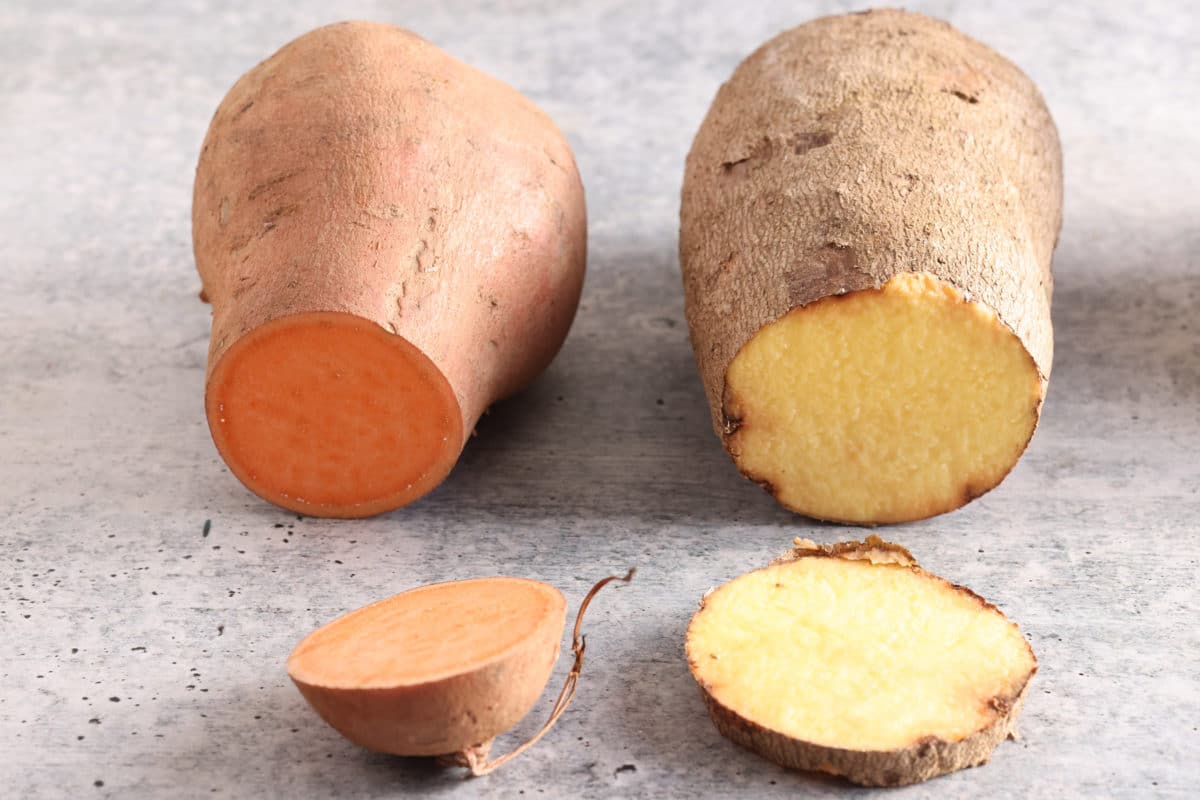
[287,577,567,757]
[193,22,586,516]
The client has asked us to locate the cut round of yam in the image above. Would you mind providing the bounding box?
[686,538,1036,786]
[207,312,463,518]
[288,577,566,757]
[724,272,1042,524]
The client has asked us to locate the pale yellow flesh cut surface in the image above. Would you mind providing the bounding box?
[725,272,1042,524]
[287,577,564,690]
[687,557,1035,752]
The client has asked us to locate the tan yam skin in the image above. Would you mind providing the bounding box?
[679,11,1062,500]
[698,674,1031,787]
[193,22,585,512]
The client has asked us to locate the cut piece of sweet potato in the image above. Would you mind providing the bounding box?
[686,537,1036,786]
[288,577,566,758]
[288,569,634,775]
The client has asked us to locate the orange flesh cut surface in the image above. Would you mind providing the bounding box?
[205,312,462,517]
[287,577,566,689]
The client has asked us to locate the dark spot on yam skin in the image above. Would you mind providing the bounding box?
[817,243,856,275]
[723,130,833,174]
[706,252,739,292]
[233,100,254,119]
[944,88,980,104]
[721,157,750,178]
[720,137,777,177]
[786,243,858,306]
[721,412,742,436]
[962,481,989,504]
[790,130,834,155]
[751,476,776,497]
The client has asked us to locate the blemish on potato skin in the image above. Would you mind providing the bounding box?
[260,204,299,235]
[248,169,303,201]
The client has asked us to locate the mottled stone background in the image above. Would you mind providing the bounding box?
[1,1,1197,797]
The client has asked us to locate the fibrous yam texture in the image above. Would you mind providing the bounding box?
[680,10,1061,524]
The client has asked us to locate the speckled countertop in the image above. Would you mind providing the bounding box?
[2,1,1197,797]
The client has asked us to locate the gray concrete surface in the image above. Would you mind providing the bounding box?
[1,1,1197,797]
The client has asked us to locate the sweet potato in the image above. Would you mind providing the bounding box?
[679,10,1062,523]
[686,537,1036,786]
[289,577,565,758]
[193,22,586,517]
[288,571,632,775]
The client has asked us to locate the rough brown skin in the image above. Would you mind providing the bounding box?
[193,21,585,516]
[679,10,1062,519]
[698,689,1030,788]
[687,537,1037,787]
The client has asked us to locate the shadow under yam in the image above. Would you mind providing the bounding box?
[433,239,800,528]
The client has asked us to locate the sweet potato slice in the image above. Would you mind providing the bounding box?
[288,570,634,773]
[288,577,566,758]
[686,537,1036,786]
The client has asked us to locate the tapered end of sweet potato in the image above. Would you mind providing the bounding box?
[205,311,463,517]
